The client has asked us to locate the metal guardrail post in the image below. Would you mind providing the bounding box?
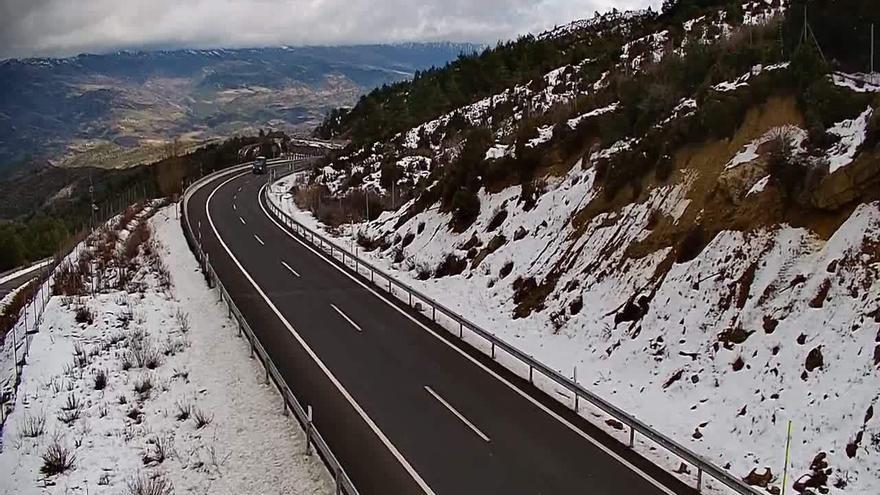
[698,467,703,492]
[306,405,314,456]
[629,424,635,448]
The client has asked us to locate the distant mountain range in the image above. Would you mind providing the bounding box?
[0,43,480,172]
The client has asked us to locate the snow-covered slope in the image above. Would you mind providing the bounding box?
[0,204,330,494]
[280,2,880,493]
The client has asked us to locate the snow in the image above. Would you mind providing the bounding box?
[742,0,787,26]
[832,73,880,93]
[826,106,874,174]
[567,102,619,129]
[713,62,790,92]
[485,144,512,160]
[724,125,806,170]
[591,138,638,162]
[0,204,331,494]
[658,98,697,127]
[683,16,706,32]
[526,125,554,148]
[271,154,880,494]
[746,175,770,196]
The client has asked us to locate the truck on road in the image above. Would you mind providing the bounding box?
[252,156,267,175]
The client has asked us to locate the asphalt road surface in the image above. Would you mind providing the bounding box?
[0,260,49,303]
[185,165,698,495]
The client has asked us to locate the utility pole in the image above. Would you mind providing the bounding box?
[88,173,96,228]
[872,23,875,75]
[781,420,793,495]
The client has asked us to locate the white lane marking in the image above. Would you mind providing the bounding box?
[258,184,676,495]
[237,186,242,192]
[239,216,246,225]
[330,304,362,332]
[281,260,301,278]
[204,173,436,495]
[254,234,265,246]
[233,203,237,211]
[425,386,490,442]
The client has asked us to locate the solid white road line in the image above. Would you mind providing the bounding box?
[424,386,490,442]
[257,183,676,495]
[330,304,362,332]
[254,234,265,246]
[281,260,301,278]
[239,216,246,225]
[204,173,436,495]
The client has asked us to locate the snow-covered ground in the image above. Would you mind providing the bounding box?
[269,157,880,495]
[0,203,331,494]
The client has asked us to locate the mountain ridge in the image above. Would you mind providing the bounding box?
[0,42,480,172]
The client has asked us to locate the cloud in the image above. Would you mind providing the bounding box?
[0,0,659,59]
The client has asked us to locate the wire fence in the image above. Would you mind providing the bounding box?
[180,161,360,495]
[0,189,156,426]
[263,170,763,495]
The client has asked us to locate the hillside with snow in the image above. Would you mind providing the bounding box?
[285,0,880,493]
[0,203,330,494]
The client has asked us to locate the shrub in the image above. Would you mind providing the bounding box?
[127,472,173,495]
[174,401,192,421]
[435,254,467,278]
[52,260,88,297]
[75,305,95,325]
[486,209,508,232]
[127,339,161,370]
[192,407,213,429]
[19,411,46,438]
[41,436,76,475]
[94,369,108,390]
[450,189,480,232]
[133,375,153,396]
[142,435,173,465]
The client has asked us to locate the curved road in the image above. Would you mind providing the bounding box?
[185,164,697,495]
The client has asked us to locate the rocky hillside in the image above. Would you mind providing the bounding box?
[0,43,478,171]
[290,0,880,493]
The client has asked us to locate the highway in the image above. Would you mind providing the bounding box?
[184,164,697,495]
[0,260,50,303]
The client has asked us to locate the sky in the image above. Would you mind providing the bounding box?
[0,0,659,60]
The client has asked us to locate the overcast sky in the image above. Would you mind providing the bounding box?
[0,0,659,60]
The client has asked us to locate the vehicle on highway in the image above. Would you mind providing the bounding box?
[252,156,267,175]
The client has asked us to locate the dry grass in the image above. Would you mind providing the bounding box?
[41,435,76,475]
[93,368,108,390]
[18,411,46,438]
[126,472,174,495]
[192,407,213,429]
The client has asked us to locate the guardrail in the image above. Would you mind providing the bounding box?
[179,161,359,495]
[0,262,54,424]
[263,171,762,495]
[3,191,156,425]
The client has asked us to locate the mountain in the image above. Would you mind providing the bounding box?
[288,0,880,493]
[0,43,480,171]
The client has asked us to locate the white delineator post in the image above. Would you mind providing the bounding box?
[306,405,314,456]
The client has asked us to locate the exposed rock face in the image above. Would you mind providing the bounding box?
[813,153,880,210]
[743,467,773,487]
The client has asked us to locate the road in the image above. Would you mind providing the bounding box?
[185,165,697,495]
[0,260,50,304]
